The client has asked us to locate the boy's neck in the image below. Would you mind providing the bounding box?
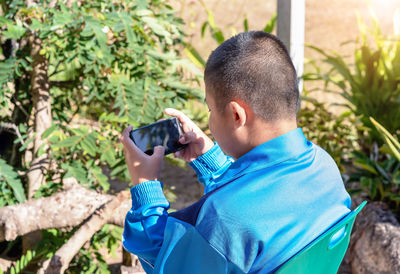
[243,119,298,155]
[229,115,298,159]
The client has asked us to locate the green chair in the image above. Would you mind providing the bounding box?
[275,201,367,274]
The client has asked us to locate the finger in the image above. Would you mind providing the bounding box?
[152,145,165,159]
[121,125,144,157]
[164,108,195,131]
[179,131,196,144]
[157,118,166,122]
[121,125,133,143]
[174,150,182,158]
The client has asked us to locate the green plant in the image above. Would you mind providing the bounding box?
[68,224,122,273]
[343,113,400,213]
[0,158,25,206]
[303,9,400,214]
[305,10,400,147]
[346,144,400,212]
[10,225,124,272]
[1,0,201,197]
[297,94,360,173]
[0,0,199,270]
[344,117,400,212]
[370,117,400,161]
[8,249,36,274]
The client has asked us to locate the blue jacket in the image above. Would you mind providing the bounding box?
[122,128,351,273]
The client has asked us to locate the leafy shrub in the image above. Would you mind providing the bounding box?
[0,0,199,270]
[346,118,400,212]
[68,225,123,273]
[305,11,400,147]
[297,95,360,173]
[304,10,400,214]
[371,117,400,161]
[1,0,200,194]
[0,158,25,206]
[347,145,400,211]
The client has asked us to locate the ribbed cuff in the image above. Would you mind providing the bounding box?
[189,142,228,177]
[130,181,168,209]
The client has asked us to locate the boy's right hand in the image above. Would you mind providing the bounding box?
[164,108,214,162]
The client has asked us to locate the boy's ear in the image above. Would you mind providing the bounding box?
[228,100,247,128]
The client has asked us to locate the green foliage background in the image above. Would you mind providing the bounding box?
[0,0,201,271]
[304,11,400,213]
[1,0,201,196]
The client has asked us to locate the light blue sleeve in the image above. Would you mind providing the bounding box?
[189,142,234,194]
[122,180,169,272]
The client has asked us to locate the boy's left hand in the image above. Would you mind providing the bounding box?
[120,125,165,186]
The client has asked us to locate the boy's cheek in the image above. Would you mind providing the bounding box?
[208,114,215,135]
[209,121,220,143]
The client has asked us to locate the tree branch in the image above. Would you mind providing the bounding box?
[108,198,131,227]
[38,191,129,273]
[0,121,25,145]
[49,80,76,88]
[12,92,30,118]
[48,57,66,78]
[0,177,131,241]
[0,181,133,273]
[0,178,115,242]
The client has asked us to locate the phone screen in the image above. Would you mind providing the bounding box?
[129,117,187,155]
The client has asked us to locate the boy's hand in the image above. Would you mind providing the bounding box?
[120,125,165,186]
[164,108,214,162]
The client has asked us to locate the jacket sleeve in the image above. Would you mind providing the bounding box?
[122,180,169,272]
[189,142,234,194]
[153,224,245,274]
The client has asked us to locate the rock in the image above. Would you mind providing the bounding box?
[346,201,400,274]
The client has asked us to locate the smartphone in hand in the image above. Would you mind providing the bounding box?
[129,117,187,155]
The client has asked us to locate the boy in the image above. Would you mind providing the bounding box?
[120,31,351,273]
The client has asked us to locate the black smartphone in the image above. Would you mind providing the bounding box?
[129,117,187,155]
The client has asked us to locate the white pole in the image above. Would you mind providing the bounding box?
[277,0,305,91]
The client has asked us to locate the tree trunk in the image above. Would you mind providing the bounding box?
[26,34,52,199]
[21,33,52,254]
[22,0,53,253]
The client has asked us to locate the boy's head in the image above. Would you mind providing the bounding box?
[204,31,299,158]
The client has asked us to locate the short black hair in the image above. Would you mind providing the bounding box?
[204,31,299,122]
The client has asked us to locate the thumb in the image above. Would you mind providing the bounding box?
[179,131,196,144]
[152,145,165,158]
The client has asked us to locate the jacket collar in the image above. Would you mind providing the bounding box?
[216,128,312,185]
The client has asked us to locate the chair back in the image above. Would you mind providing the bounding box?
[275,201,367,274]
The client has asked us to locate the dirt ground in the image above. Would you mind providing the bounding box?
[160,161,204,210]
